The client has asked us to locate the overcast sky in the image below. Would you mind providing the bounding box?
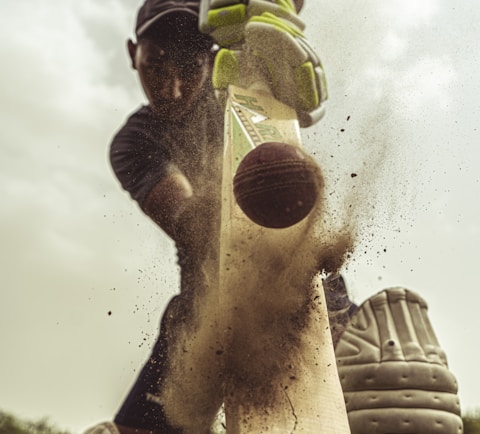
[0,0,479,432]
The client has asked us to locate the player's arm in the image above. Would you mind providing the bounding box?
[142,172,193,241]
[110,126,194,242]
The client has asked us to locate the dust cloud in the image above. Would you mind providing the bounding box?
[157,159,355,431]
[148,43,409,429]
[150,93,412,430]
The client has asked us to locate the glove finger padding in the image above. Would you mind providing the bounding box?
[199,0,305,47]
[336,288,463,434]
[245,14,327,115]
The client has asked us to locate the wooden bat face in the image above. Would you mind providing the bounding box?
[217,83,350,432]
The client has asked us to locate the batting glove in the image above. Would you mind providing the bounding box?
[200,0,304,45]
[200,1,327,127]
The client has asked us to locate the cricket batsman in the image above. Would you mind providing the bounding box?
[84,0,463,432]
[84,0,327,432]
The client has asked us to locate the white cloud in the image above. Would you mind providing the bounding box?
[0,2,168,428]
[0,1,138,126]
[380,31,407,61]
[379,0,440,27]
[393,56,456,113]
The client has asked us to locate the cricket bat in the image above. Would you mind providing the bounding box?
[200,4,351,433]
[217,83,350,434]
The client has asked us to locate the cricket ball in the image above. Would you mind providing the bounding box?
[233,142,322,229]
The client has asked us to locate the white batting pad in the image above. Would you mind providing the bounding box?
[336,288,463,434]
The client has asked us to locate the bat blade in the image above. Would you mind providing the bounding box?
[217,83,350,433]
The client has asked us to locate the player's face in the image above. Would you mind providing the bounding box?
[129,37,212,121]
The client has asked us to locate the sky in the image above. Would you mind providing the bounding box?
[0,0,479,432]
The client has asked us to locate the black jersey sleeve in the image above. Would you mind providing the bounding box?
[110,106,175,209]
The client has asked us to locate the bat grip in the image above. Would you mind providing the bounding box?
[235,49,273,95]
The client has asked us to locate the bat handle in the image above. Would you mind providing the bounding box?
[247,79,272,94]
[214,50,273,109]
[236,50,273,95]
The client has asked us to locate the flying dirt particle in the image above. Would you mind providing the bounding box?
[351,173,358,178]
[108,311,112,316]
[340,128,345,132]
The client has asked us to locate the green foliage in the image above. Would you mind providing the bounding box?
[464,410,480,434]
[1,407,479,434]
[0,409,71,434]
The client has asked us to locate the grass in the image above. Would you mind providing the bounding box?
[1,407,479,433]
[464,409,480,434]
[0,410,71,434]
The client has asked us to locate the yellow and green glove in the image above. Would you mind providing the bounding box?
[199,0,327,127]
